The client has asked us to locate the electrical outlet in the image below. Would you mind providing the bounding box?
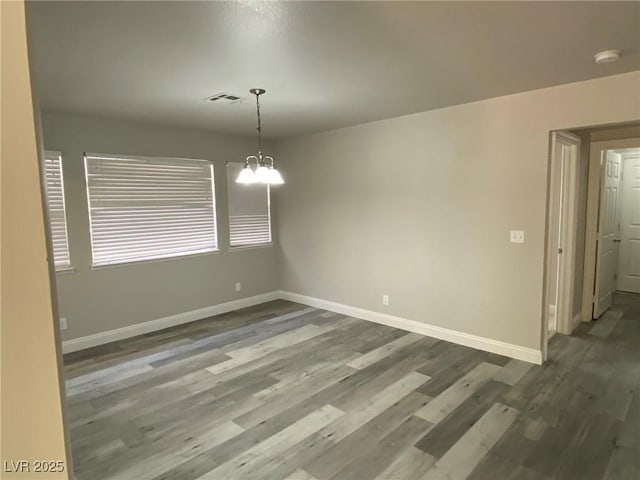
[382,294,389,306]
[60,317,67,330]
[510,230,525,243]
[235,282,242,292]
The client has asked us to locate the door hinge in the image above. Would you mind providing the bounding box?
[558,247,563,254]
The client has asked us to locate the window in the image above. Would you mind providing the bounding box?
[85,153,217,266]
[226,162,271,247]
[43,151,72,271]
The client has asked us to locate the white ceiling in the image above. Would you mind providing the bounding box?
[27,1,640,139]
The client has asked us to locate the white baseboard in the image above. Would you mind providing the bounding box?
[63,289,543,365]
[62,291,280,354]
[278,290,543,365]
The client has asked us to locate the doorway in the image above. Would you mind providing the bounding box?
[582,138,640,322]
[543,123,640,362]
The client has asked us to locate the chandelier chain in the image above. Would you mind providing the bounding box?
[255,92,263,154]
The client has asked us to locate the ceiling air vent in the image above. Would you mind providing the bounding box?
[205,93,242,103]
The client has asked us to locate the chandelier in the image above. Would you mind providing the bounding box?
[236,89,284,185]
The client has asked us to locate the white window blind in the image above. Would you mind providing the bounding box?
[226,162,271,247]
[44,151,72,270]
[85,153,218,266]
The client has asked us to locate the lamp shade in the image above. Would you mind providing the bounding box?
[267,167,284,185]
[236,166,257,184]
[255,165,270,183]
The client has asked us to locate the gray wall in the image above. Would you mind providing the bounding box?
[274,71,640,351]
[43,113,278,340]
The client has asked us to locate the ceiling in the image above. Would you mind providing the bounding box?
[27,1,640,139]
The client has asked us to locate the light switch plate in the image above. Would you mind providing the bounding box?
[510,230,525,243]
[60,317,67,330]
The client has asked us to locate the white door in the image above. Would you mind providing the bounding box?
[617,152,640,293]
[594,151,622,318]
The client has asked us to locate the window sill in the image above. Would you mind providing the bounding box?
[55,267,76,275]
[90,249,221,270]
[228,243,274,252]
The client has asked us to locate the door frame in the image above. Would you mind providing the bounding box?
[581,137,640,322]
[542,131,580,360]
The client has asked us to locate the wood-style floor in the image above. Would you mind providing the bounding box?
[64,293,640,480]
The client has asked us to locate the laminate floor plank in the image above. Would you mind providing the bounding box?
[332,415,433,480]
[159,365,382,477]
[331,341,435,412]
[249,391,431,480]
[120,379,272,447]
[414,380,508,458]
[146,310,315,369]
[203,318,358,383]
[152,455,219,480]
[267,321,394,381]
[235,365,357,429]
[223,314,353,360]
[105,420,244,480]
[65,300,307,376]
[256,357,358,399]
[604,445,640,480]
[494,358,534,386]
[414,362,501,424]
[68,349,231,406]
[64,293,640,480]
[588,309,623,339]
[521,389,599,478]
[206,324,327,374]
[352,326,419,355]
[66,363,155,396]
[416,348,492,398]
[196,405,344,480]
[555,412,623,480]
[466,414,540,479]
[346,332,423,370]
[242,431,335,480]
[317,371,430,447]
[193,336,354,397]
[266,358,342,385]
[421,402,519,480]
[76,414,244,480]
[298,373,430,480]
[375,446,436,480]
[283,469,319,480]
[300,391,431,480]
[603,383,640,480]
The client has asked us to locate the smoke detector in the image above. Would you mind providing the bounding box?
[594,50,621,64]
[205,93,243,103]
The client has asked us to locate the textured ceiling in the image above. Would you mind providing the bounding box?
[27,1,640,138]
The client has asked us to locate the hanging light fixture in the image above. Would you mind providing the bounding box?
[236,89,284,185]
